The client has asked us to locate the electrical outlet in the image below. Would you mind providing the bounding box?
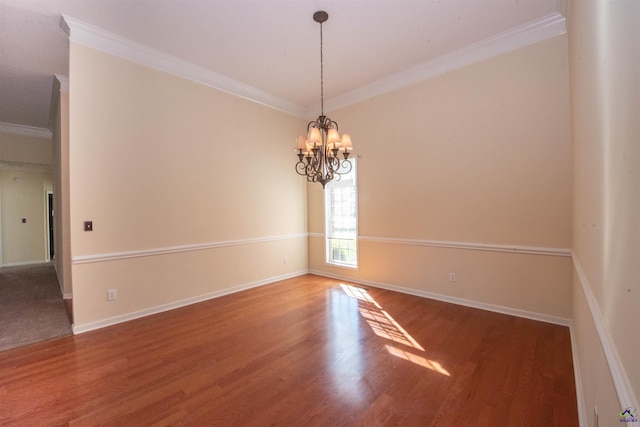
[283,256,288,264]
[107,289,117,301]
[449,273,457,282]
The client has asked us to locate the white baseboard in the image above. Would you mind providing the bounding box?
[72,270,309,334]
[69,267,591,426]
[309,269,571,326]
[311,270,584,424]
[571,253,638,411]
[569,324,588,427]
[1,260,52,268]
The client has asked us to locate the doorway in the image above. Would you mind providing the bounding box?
[47,191,54,261]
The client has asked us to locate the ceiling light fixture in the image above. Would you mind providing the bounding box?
[295,11,353,189]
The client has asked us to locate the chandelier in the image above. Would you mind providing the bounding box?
[295,11,353,189]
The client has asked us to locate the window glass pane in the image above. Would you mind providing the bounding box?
[325,161,357,267]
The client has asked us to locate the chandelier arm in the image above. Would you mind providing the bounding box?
[340,159,353,174]
[295,161,309,176]
[295,11,353,189]
[326,156,339,171]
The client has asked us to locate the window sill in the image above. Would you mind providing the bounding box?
[325,261,359,270]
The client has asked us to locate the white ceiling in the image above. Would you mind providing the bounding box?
[0,0,564,131]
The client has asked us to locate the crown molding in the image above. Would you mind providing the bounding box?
[60,15,307,117]
[316,12,567,115]
[0,161,52,172]
[55,74,69,92]
[60,12,565,119]
[0,122,52,139]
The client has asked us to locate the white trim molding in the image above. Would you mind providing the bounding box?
[0,122,52,139]
[361,235,570,257]
[569,324,588,427]
[309,269,571,327]
[72,233,308,264]
[54,74,69,92]
[309,233,571,257]
[0,260,54,268]
[60,13,565,119]
[72,270,308,334]
[572,252,638,411]
[311,267,582,420]
[317,12,567,115]
[60,15,306,117]
[0,161,51,173]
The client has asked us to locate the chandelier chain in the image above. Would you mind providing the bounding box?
[320,20,324,116]
[295,11,353,189]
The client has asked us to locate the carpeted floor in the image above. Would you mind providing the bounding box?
[0,263,72,352]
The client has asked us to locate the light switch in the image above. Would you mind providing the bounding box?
[84,221,93,231]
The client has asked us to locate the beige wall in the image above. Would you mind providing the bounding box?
[62,6,639,417]
[51,77,72,296]
[0,131,52,166]
[569,0,640,421]
[0,128,53,267]
[310,35,573,319]
[0,167,52,265]
[68,43,307,328]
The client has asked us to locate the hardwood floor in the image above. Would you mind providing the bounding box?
[0,274,578,426]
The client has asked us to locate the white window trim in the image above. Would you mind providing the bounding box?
[324,160,359,269]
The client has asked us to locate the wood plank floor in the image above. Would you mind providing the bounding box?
[0,274,578,426]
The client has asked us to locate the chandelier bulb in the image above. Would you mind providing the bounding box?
[294,11,354,188]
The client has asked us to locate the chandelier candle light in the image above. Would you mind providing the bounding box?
[295,11,353,189]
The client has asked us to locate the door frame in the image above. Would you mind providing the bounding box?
[46,190,54,262]
[0,187,2,267]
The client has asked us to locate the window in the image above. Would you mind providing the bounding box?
[325,160,358,267]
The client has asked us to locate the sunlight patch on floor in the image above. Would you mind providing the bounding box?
[385,345,450,376]
[357,306,425,351]
[340,283,448,376]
